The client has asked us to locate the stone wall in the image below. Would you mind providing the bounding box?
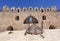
[0,6,60,32]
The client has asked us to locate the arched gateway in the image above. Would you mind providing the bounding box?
[7,26,13,31]
[24,16,38,24]
[49,25,55,29]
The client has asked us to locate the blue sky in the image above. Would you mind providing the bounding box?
[0,0,60,10]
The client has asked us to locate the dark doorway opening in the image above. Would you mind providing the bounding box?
[49,25,55,29]
[7,26,13,31]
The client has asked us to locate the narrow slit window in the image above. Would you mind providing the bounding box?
[30,8,32,10]
[24,9,26,11]
[12,9,14,11]
[41,9,44,12]
[17,9,20,13]
[36,9,38,11]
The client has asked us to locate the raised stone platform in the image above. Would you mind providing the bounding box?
[0,29,60,41]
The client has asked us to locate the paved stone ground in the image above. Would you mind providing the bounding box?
[0,29,60,41]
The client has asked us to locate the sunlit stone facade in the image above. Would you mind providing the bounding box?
[0,6,60,32]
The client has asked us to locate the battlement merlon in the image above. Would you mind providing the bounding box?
[2,5,57,12]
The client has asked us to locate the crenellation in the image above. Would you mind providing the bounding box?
[16,7,21,13]
[40,7,45,12]
[22,7,27,11]
[10,7,16,11]
[46,7,50,11]
[3,5,9,11]
[51,6,56,11]
[34,7,39,11]
[28,7,33,11]
[2,6,57,12]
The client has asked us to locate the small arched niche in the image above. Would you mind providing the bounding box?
[22,7,27,11]
[49,25,56,29]
[7,25,14,31]
[10,7,15,11]
[40,7,45,12]
[16,7,21,13]
[28,7,33,11]
[46,7,50,11]
[41,9,44,12]
[34,7,39,11]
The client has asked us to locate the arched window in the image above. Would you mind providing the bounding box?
[24,16,38,24]
[42,15,46,20]
[49,25,55,29]
[15,16,19,21]
[7,26,13,31]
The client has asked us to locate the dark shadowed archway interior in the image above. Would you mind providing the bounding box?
[7,26,13,31]
[42,15,46,20]
[24,16,38,24]
[49,25,55,29]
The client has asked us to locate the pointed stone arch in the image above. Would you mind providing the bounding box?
[24,16,38,24]
[7,25,14,31]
